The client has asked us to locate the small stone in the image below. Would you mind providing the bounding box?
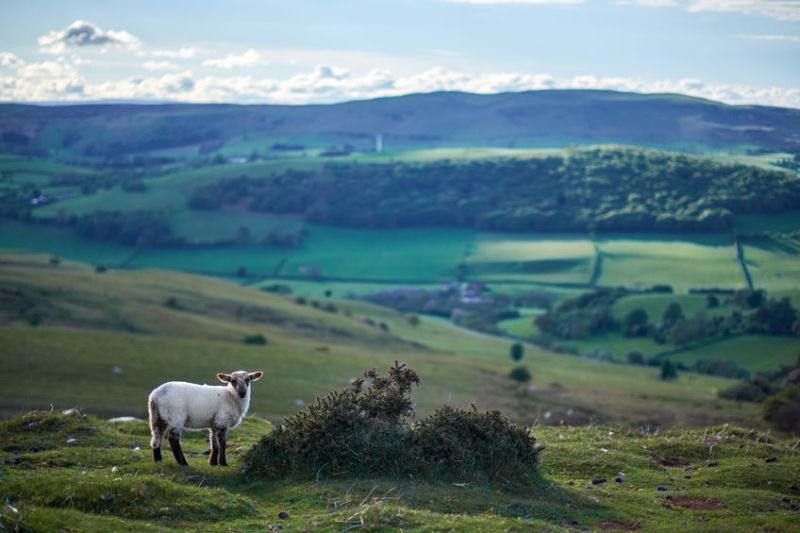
[790,484,800,493]
[614,476,625,483]
[765,457,777,463]
[705,461,718,468]
[111,466,118,473]
[657,485,669,492]
[592,477,608,485]
[29,447,39,453]
[66,438,76,444]
[278,511,290,520]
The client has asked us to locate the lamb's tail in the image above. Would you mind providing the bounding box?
[148,395,163,449]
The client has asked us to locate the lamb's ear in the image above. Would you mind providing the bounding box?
[217,373,231,383]
[249,371,264,382]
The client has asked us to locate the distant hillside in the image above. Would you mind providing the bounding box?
[1,90,799,157]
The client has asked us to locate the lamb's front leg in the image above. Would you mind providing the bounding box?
[209,429,219,466]
[217,428,228,466]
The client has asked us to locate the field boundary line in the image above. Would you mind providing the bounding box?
[735,237,754,290]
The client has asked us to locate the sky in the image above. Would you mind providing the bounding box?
[0,0,798,107]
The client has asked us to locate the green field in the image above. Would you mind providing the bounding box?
[597,236,744,292]
[745,238,800,292]
[467,233,595,284]
[612,293,733,323]
[664,335,800,373]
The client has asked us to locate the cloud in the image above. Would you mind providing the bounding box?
[738,33,800,42]
[0,52,24,68]
[1,62,798,109]
[621,0,800,21]
[38,20,140,54]
[142,61,180,71]
[203,49,264,69]
[145,47,201,59]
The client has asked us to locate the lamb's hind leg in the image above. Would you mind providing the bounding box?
[168,427,188,466]
[209,429,219,466]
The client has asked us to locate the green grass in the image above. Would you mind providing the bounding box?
[0,221,135,266]
[2,409,799,531]
[498,308,544,338]
[598,235,744,292]
[467,233,595,284]
[665,335,800,373]
[130,225,473,281]
[733,210,800,234]
[169,210,303,244]
[559,332,667,360]
[744,237,800,292]
[251,279,444,299]
[612,293,732,323]
[0,252,759,428]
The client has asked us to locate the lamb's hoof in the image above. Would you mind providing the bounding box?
[153,448,163,462]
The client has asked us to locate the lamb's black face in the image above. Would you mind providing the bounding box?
[229,374,250,399]
[217,370,263,399]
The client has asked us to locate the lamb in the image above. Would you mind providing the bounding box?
[148,370,263,466]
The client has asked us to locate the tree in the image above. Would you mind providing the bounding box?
[662,302,684,324]
[660,359,678,381]
[706,295,719,308]
[750,297,798,335]
[510,342,524,362]
[627,350,646,365]
[509,366,532,383]
[623,308,649,337]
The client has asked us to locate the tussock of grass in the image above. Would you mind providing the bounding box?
[243,363,543,485]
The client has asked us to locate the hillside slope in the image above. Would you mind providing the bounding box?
[0,252,758,427]
[2,90,799,156]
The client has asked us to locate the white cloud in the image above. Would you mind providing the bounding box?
[0,52,24,68]
[145,47,201,59]
[738,33,800,42]
[203,49,264,69]
[621,0,800,21]
[38,20,140,54]
[1,62,798,108]
[142,60,180,71]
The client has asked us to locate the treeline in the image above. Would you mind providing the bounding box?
[187,148,800,233]
[537,288,798,343]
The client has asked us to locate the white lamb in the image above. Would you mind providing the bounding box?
[148,370,263,466]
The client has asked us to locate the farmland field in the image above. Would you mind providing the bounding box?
[664,335,800,373]
[597,235,744,292]
[744,238,800,292]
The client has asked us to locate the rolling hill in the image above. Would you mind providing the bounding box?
[2,90,800,157]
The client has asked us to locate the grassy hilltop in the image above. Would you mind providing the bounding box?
[1,406,799,530]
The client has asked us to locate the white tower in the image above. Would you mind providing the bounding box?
[375,134,383,153]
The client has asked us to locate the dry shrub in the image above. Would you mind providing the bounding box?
[243,363,542,485]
